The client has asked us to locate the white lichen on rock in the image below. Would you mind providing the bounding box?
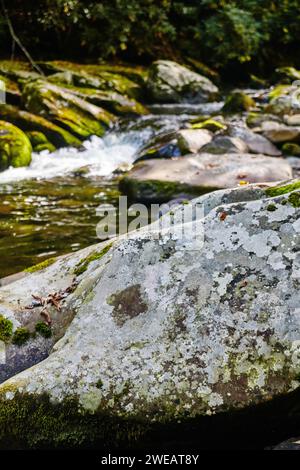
[0,180,299,423]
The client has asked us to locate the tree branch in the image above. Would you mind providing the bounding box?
[1,0,44,76]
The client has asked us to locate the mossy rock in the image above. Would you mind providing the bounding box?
[185,57,220,83]
[0,104,81,148]
[26,131,56,153]
[223,92,256,114]
[39,61,145,100]
[22,79,116,139]
[274,66,300,84]
[282,143,300,156]
[0,121,32,170]
[47,79,148,117]
[268,85,291,101]
[249,74,268,88]
[0,74,20,103]
[0,60,39,82]
[191,118,226,132]
[246,112,281,128]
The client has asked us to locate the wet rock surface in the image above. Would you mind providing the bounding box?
[120,153,292,202]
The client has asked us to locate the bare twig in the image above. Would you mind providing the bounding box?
[0,0,44,76]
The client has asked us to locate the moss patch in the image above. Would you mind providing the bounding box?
[35,322,52,338]
[265,181,300,198]
[288,192,300,208]
[0,120,32,170]
[223,92,255,114]
[0,315,13,342]
[25,257,56,273]
[191,119,226,132]
[12,327,31,346]
[267,204,277,212]
[74,243,113,276]
[0,392,148,449]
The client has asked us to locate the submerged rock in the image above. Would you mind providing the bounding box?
[0,180,299,448]
[147,60,219,103]
[119,153,292,202]
[0,121,32,170]
[22,79,115,139]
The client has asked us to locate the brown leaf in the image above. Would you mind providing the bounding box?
[41,308,52,325]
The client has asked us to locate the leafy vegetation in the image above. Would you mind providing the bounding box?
[0,1,300,76]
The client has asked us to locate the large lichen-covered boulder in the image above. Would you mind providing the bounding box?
[0,104,80,148]
[0,180,299,448]
[120,153,292,202]
[147,60,219,103]
[0,121,32,170]
[22,79,115,139]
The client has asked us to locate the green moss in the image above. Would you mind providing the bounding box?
[0,104,81,148]
[282,143,300,156]
[267,203,277,212]
[265,181,300,198]
[22,79,115,140]
[0,121,32,170]
[0,315,13,342]
[268,85,289,100]
[26,131,56,153]
[288,192,300,208]
[74,243,113,276]
[25,257,56,273]
[0,392,148,449]
[12,327,31,346]
[95,379,103,389]
[222,92,256,114]
[191,118,226,132]
[35,322,52,338]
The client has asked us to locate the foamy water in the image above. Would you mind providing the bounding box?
[0,112,202,184]
[0,133,140,184]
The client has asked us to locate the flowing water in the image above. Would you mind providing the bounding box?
[0,112,197,278]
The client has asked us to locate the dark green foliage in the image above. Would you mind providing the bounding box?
[1,1,300,76]
[12,327,31,346]
[0,315,13,342]
[35,322,52,338]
